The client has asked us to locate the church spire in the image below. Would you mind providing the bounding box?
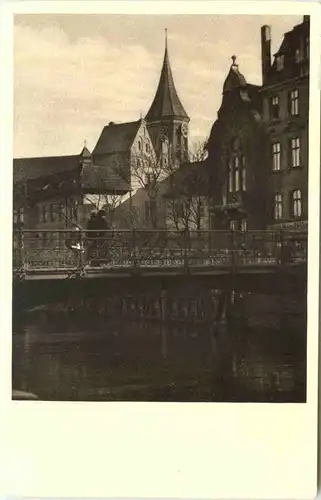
[145,32,189,121]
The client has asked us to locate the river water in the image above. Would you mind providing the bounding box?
[12,309,306,402]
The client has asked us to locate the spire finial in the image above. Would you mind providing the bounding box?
[165,28,168,49]
[231,55,237,66]
[140,109,143,119]
[84,139,87,148]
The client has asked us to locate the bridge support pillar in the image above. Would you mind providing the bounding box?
[160,289,168,360]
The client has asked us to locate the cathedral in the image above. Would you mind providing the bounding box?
[13,31,191,232]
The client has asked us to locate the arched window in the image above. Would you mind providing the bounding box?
[292,190,302,218]
[228,160,233,193]
[291,137,300,167]
[241,155,246,191]
[240,218,247,232]
[274,193,283,220]
[137,138,142,151]
[234,156,240,192]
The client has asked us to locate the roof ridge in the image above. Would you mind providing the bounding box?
[14,153,80,161]
[102,119,141,130]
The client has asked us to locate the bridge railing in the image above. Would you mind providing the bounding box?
[12,229,308,273]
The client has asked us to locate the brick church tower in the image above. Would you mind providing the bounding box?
[145,30,190,166]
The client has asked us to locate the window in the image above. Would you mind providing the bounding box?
[138,138,142,151]
[240,218,248,232]
[42,204,49,223]
[270,95,280,119]
[294,49,301,63]
[276,54,284,71]
[50,204,55,222]
[290,89,299,116]
[272,142,281,171]
[145,140,150,154]
[291,137,301,167]
[292,190,302,218]
[14,207,24,224]
[234,157,240,192]
[241,156,246,191]
[58,203,65,222]
[229,220,236,230]
[228,160,233,193]
[199,200,205,218]
[274,193,283,220]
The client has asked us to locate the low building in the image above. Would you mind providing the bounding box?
[13,145,129,250]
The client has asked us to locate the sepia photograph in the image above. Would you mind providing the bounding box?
[11,12,310,404]
[2,2,319,498]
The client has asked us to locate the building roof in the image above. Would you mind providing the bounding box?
[81,160,130,194]
[80,145,92,158]
[223,56,247,93]
[93,120,142,156]
[266,16,309,84]
[145,37,189,121]
[13,154,81,183]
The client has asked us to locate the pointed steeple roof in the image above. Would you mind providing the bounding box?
[80,141,92,158]
[146,30,189,121]
[223,55,247,93]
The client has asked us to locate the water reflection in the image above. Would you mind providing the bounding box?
[12,310,306,402]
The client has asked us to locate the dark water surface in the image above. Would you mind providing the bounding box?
[12,311,306,402]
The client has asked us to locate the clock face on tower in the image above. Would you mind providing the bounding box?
[181,122,188,138]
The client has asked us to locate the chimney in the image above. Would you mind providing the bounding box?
[303,15,309,23]
[261,25,271,85]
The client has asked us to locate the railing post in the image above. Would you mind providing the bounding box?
[78,229,85,274]
[15,229,25,272]
[279,228,284,265]
[230,229,236,273]
[132,228,137,268]
[183,228,189,273]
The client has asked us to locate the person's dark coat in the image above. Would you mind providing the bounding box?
[95,211,109,239]
[86,212,97,239]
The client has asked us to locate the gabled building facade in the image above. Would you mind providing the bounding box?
[260,16,309,230]
[207,57,270,231]
[92,118,158,194]
[206,16,309,232]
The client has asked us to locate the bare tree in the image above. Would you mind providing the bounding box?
[188,139,209,162]
[110,148,167,229]
[165,142,209,231]
[83,190,127,228]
